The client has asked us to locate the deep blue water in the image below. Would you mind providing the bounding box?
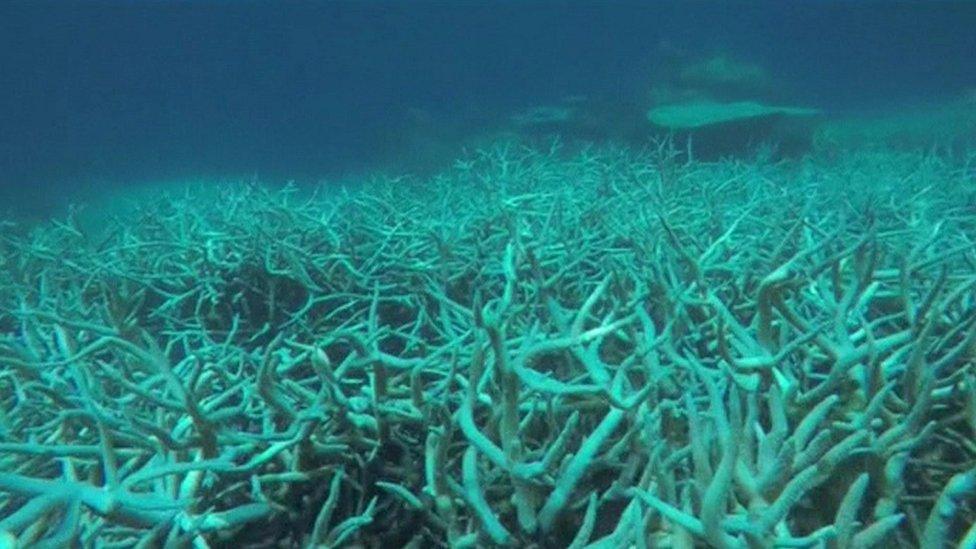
[2,1,975,218]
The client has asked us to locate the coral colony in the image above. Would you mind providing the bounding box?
[1,141,975,547]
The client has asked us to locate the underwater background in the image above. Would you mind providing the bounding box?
[2,1,976,219]
[3,2,976,548]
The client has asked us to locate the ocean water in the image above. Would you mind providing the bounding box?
[1,2,975,548]
[2,1,975,217]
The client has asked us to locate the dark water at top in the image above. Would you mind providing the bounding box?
[2,1,975,218]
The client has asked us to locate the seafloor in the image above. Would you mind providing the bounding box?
[1,141,975,547]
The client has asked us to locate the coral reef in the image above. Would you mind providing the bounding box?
[1,141,975,547]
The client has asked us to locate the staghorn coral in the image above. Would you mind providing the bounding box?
[0,141,974,547]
